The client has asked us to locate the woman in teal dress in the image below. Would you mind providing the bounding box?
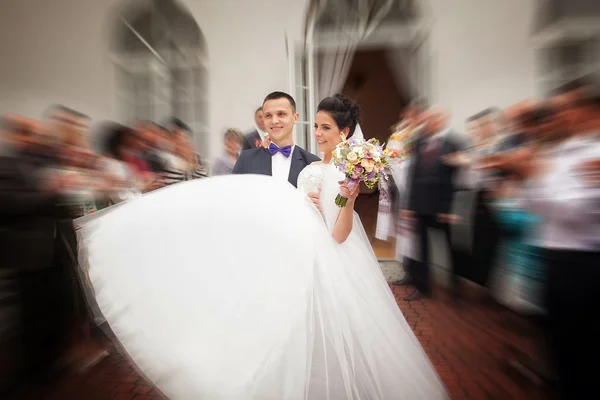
[489,177,545,315]
[489,176,557,384]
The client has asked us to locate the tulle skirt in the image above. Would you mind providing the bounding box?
[76,175,447,399]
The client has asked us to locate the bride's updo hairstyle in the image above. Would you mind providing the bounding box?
[317,93,360,138]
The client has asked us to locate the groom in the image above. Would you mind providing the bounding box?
[233,91,320,188]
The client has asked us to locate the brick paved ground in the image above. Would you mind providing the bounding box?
[18,285,553,400]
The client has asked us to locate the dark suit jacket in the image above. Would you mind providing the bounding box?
[243,130,263,150]
[232,146,320,188]
[0,155,69,271]
[408,133,462,216]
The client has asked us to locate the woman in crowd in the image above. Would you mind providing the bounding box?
[212,128,244,176]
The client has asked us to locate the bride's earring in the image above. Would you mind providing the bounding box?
[340,132,346,141]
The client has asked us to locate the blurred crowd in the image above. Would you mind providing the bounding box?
[0,77,598,398]
[381,75,599,398]
[0,107,207,396]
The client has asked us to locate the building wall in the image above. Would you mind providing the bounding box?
[428,0,538,132]
[0,0,309,159]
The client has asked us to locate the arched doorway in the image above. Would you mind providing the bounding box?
[109,0,209,158]
[298,0,432,258]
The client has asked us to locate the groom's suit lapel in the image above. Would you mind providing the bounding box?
[287,147,304,188]
[258,147,272,176]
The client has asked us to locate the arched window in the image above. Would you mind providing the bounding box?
[110,0,208,156]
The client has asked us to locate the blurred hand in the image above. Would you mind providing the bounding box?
[308,187,321,211]
[96,176,116,194]
[437,213,461,225]
[442,152,470,167]
[474,154,503,170]
[400,209,415,222]
[145,176,165,192]
[58,173,81,192]
[577,159,600,187]
[338,180,360,204]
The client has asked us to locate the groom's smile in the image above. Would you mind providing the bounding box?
[262,97,299,147]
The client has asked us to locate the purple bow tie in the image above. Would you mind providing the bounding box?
[268,143,292,158]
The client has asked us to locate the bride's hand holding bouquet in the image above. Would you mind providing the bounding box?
[332,137,389,208]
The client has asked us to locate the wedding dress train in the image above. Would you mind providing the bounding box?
[76,166,447,399]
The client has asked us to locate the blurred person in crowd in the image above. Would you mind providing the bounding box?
[166,118,207,179]
[488,174,544,313]
[174,125,199,177]
[445,105,533,291]
[402,108,462,301]
[47,105,90,147]
[96,122,142,207]
[243,106,268,150]
[46,106,111,372]
[456,109,504,290]
[494,106,528,152]
[387,100,425,287]
[212,128,244,176]
[489,77,599,398]
[0,116,78,390]
[149,123,189,185]
[122,124,151,174]
[474,101,546,182]
[133,121,167,174]
[48,106,105,215]
[487,173,550,384]
[121,126,164,193]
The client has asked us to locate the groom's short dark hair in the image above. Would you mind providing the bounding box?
[263,91,296,112]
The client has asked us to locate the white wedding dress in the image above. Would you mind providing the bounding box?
[75,164,448,400]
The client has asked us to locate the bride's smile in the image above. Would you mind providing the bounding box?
[314,111,344,155]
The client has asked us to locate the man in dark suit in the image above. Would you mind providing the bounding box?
[0,116,75,387]
[243,107,268,150]
[402,108,462,301]
[233,92,320,189]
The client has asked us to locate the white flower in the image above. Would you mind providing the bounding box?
[361,158,374,172]
[347,151,358,163]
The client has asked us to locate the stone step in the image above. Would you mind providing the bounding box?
[378,259,405,282]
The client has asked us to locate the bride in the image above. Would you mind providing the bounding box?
[76,94,448,399]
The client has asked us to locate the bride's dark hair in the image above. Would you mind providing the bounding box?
[317,93,360,138]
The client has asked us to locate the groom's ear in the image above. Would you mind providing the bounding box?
[292,112,299,124]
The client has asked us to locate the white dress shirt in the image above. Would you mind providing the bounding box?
[256,128,266,141]
[526,134,600,251]
[426,127,450,144]
[271,145,294,183]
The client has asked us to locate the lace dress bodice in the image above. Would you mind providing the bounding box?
[297,163,329,194]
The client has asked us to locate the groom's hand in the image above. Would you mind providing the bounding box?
[308,187,321,211]
[262,134,271,149]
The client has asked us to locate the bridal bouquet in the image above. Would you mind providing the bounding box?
[332,137,390,207]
